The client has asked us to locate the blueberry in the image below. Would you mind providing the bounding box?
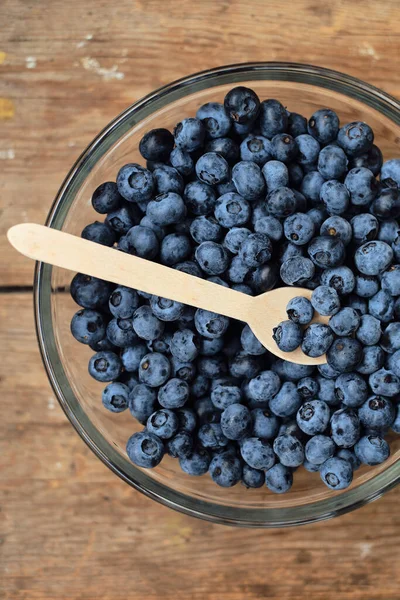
[349,144,383,176]
[166,431,193,459]
[296,400,330,435]
[198,423,229,449]
[156,377,189,410]
[269,381,302,418]
[101,382,129,413]
[148,296,183,322]
[223,227,251,254]
[343,167,377,207]
[147,409,179,440]
[359,395,395,432]
[138,352,171,387]
[195,240,229,275]
[125,225,159,259]
[152,165,184,196]
[199,335,224,356]
[334,372,368,407]
[297,377,319,400]
[393,234,400,262]
[169,147,194,177]
[176,408,197,433]
[237,232,272,267]
[356,345,385,375]
[226,256,249,283]
[198,355,228,378]
[308,235,345,268]
[320,181,350,216]
[160,233,191,266]
[369,368,400,397]
[251,408,280,439]
[287,111,308,137]
[308,108,339,144]
[331,408,361,447]
[354,435,390,465]
[320,216,352,246]
[392,404,400,433]
[190,216,222,245]
[308,206,329,229]
[127,383,156,424]
[354,274,380,298]
[316,376,338,406]
[286,296,314,325]
[139,128,174,162]
[117,163,154,203]
[88,351,122,382]
[318,363,342,379]
[320,457,353,490]
[209,452,242,487]
[231,161,265,201]
[214,192,251,228]
[81,221,116,247]
[347,294,368,315]
[305,435,335,465]
[327,337,363,373]
[195,152,229,186]
[302,324,334,358]
[220,403,251,440]
[91,181,122,214]
[174,117,205,152]
[381,158,400,186]
[262,160,289,191]
[206,137,240,164]
[190,374,210,399]
[295,134,320,165]
[196,102,231,139]
[70,274,112,310]
[320,266,355,295]
[126,430,164,468]
[105,205,136,235]
[170,329,200,363]
[273,434,304,467]
[258,99,288,137]
[264,463,293,493]
[211,382,242,410]
[382,264,400,296]
[224,86,260,124]
[184,180,217,216]
[318,145,348,180]
[179,447,211,476]
[247,370,281,407]
[303,459,320,472]
[311,286,341,316]
[283,213,315,246]
[356,314,381,346]
[130,306,164,342]
[120,343,147,373]
[242,464,265,488]
[280,256,315,286]
[240,134,272,165]
[249,262,279,293]
[240,437,275,470]
[300,171,325,203]
[194,396,221,425]
[89,335,118,353]
[381,322,400,354]
[270,133,297,164]
[267,186,297,217]
[139,216,166,242]
[371,187,400,220]
[240,324,266,356]
[336,448,361,471]
[107,286,138,319]
[194,309,229,339]
[337,121,374,156]
[254,216,283,242]
[369,289,395,322]
[146,192,186,226]
[329,307,360,337]
[272,320,303,352]
[351,213,379,247]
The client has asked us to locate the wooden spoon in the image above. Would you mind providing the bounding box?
[8,223,329,365]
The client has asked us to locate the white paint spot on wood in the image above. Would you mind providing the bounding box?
[47,396,56,410]
[76,41,86,48]
[0,149,15,159]
[68,141,76,147]
[86,34,93,40]
[359,43,380,60]
[77,34,93,48]
[80,56,124,81]
[26,56,37,69]
[55,462,63,470]
[358,542,373,559]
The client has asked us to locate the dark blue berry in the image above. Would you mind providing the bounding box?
[138,352,171,387]
[174,117,205,152]
[196,152,229,186]
[126,430,164,468]
[273,434,304,467]
[302,324,334,358]
[337,121,374,157]
[354,435,390,465]
[320,457,353,490]
[88,351,122,382]
[117,163,154,203]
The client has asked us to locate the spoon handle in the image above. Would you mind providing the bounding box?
[8,223,252,320]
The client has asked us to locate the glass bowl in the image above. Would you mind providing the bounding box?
[35,62,400,527]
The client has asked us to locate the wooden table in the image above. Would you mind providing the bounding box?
[1,1,400,598]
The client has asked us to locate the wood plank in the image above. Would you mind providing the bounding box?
[1,292,400,599]
[1,0,400,284]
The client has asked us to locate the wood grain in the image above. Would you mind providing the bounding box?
[2,2,400,598]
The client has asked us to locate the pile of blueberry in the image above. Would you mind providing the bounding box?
[70,85,400,494]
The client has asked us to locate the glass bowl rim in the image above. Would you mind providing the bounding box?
[34,61,400,528]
